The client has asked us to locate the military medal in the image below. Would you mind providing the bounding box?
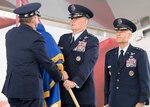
[76,56,81,61]
[129,70,134,76]
[74,41,87,52]
[126,57,136,67]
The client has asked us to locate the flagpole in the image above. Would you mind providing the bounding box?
[68,89,80,107]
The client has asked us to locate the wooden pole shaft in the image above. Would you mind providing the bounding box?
[68,89,80,107]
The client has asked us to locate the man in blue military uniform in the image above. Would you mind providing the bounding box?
[58,4,99,107]
[2,3,68,107]
[104,18,150,107]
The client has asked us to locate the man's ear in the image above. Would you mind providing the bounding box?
[128,31,132,38]
[30,16,35,24]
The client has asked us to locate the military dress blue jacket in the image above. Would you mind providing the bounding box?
[104,44,150,107]
[2,24,62,99]
[58,30,99,106]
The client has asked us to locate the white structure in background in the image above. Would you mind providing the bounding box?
[131,25,150,59]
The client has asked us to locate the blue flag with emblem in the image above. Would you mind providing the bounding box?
[37,23,64,107]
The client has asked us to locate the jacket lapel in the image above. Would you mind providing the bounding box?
[113,47,119,69]
[65,34,73,56]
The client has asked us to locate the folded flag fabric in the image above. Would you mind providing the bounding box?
[37,23,64,107]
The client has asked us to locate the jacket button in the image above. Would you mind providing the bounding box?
[117,79,119,82]
[116,87,119,89]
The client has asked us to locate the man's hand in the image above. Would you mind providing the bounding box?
[135,103,144,107]
[62,71,68,81]
[63,80,76,90]
[105,104,109,107]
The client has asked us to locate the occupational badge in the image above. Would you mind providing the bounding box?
[83,36,88,41]
[130,52,135,56]
[76,56,81,61]
[129,70,134,76]
[129,52,135,58]
[126,57,136,67]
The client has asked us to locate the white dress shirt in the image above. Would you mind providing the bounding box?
[118,43,129,57]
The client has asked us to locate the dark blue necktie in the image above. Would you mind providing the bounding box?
[70,36,74,46]
[118,50,124,67]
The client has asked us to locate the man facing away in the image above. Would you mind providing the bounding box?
[2,3,68,107]
[58,4,99,107]
[104,18,150,107]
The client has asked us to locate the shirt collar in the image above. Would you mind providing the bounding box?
[72,31,84,41]
[118,43,129,56]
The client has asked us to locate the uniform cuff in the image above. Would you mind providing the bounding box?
[72,76,84,88]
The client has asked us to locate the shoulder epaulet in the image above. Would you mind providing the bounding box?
[133,46,145,51]
[88,33,96,37]
[35,30,41,35]
[88,33,98,40]
[88,33,93,36]
[107,47,117,53]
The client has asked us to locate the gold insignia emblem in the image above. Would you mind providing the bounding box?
[76,56,81,61]
[129,70,134,76]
